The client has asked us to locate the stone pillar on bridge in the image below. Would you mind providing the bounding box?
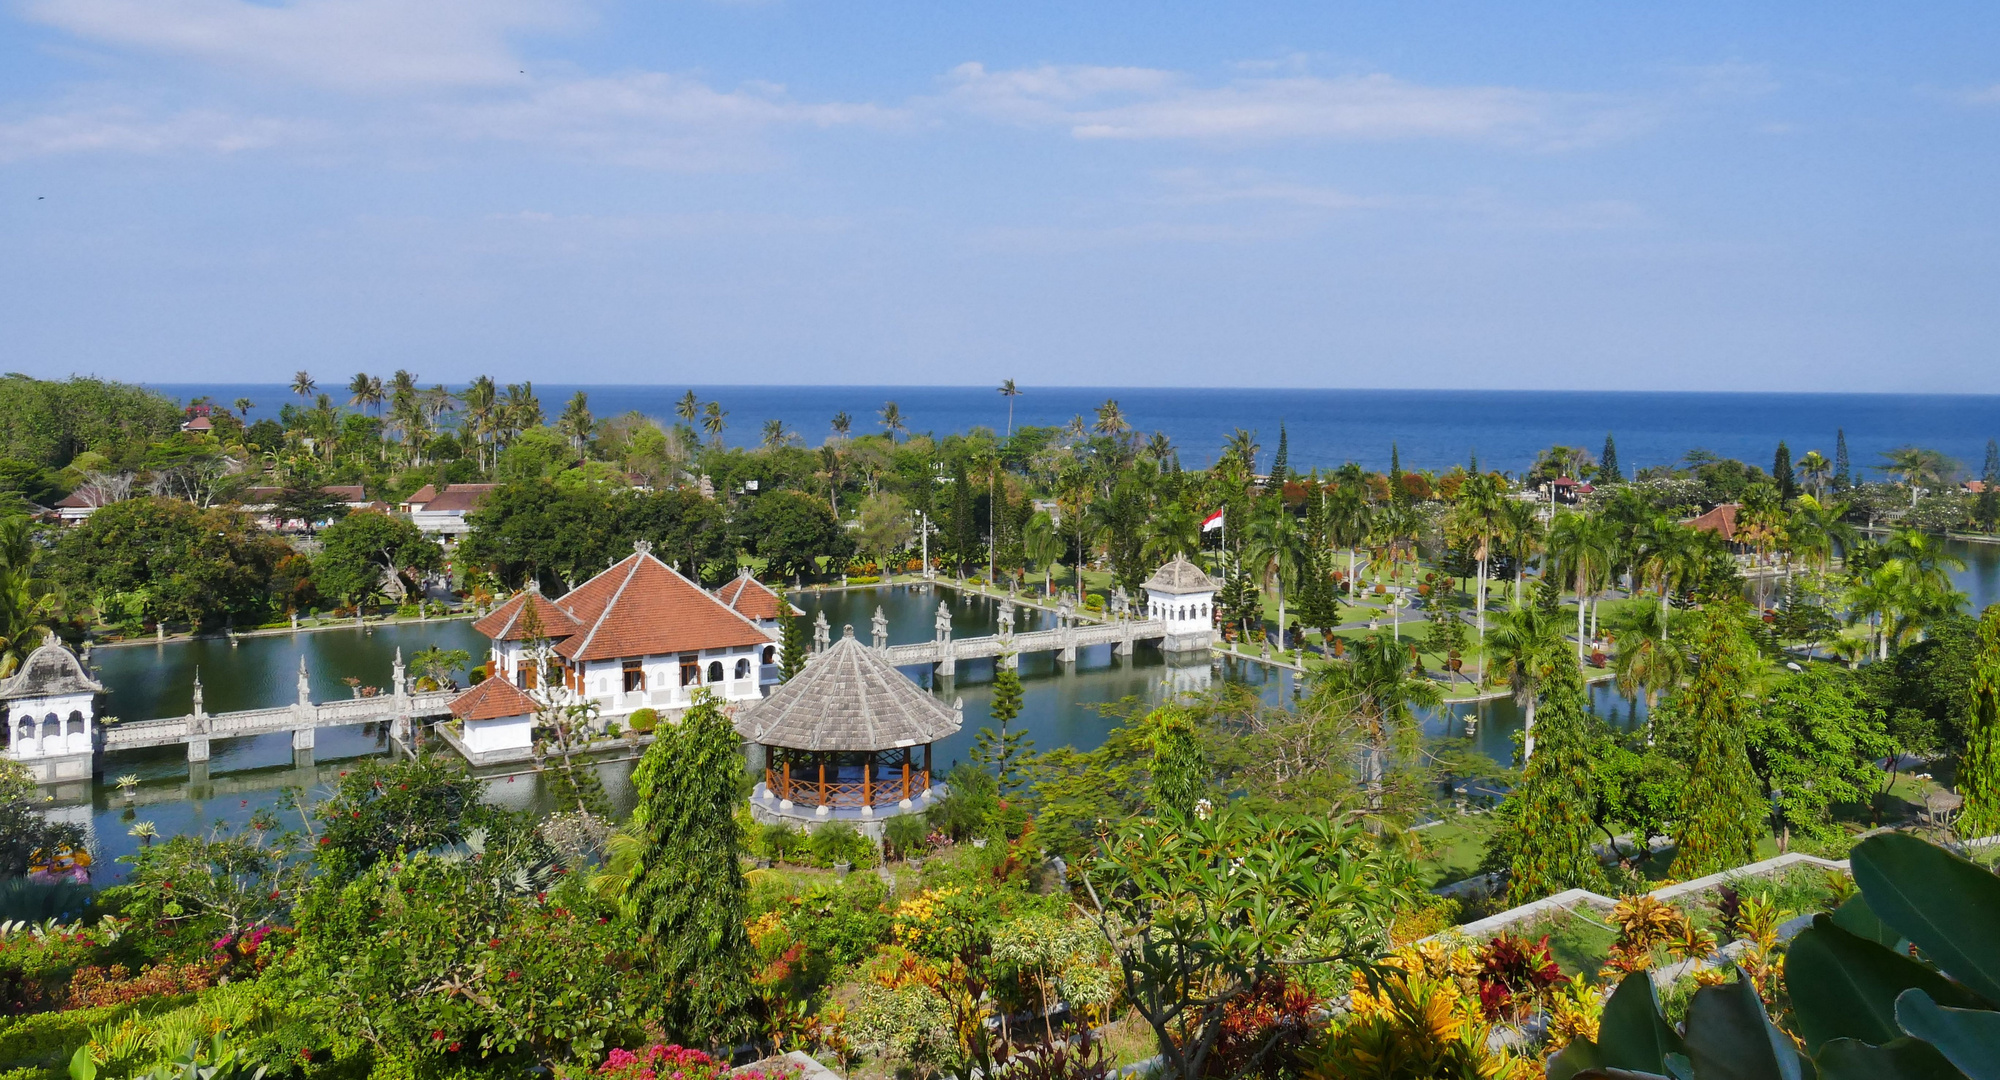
[187,670,210,764]
[1111,587,1135,657]
[812,610,830,654]
[871,607,889,650]
[997,601,1018,669]
[934,602,956,677]
[390,648,410,743]
[287,655,315,763]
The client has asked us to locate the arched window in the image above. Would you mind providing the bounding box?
[14,718,30,744]
[762,646,776,665]
[66,712,83,735]
[707,661,724,683]
[1202,603,1210,618]
[735,658,752,679]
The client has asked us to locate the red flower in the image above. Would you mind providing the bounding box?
[431,1030,443,1041]
[448,1043,461,1052]
[489,938,502,948]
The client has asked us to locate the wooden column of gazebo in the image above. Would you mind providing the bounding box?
[735,624,961,817]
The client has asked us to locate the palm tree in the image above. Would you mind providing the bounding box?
[1141,504,1200,564]
[1222,429,1260,474]
[1633,519,1697,641]
[1798,450,1831,499]
[0,517,61,678]
[831,412,852,442]
[347,372,383,414]
[1546,511,1615,658]
[761,419,793,453]
[556,391,594,454]
[998,379,1020,436]
[1024,510,1063,596]
[879,401,906,443]
[1501,499,1544,608]
[1243,500,1311,648]
[1486,603,1566,759]
[1312,631,1443,809]
[1093,399,1131,439]
[1446,472,1510,662]
[1610,601,1685,721]
[1324,485,1373,598]
[458,376,498,471]
[1877,446,1958,508]
[290,371,316,403]
[501,382,543,433]
[1144,432,1174,466]
[232,397,254,418]
[701,401,728,447]
[677,391,701,427]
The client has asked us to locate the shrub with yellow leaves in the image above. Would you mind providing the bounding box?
[1304,940,1522,1080]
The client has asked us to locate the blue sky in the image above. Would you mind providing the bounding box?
[3,2,1999,391]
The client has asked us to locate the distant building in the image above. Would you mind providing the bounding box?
[51,493,100,524]
[236,485,371,531]
[0,634,103,784]
[401,483,498,544]
[1142,554,1218,653]
[715,568,801,635]
[1682,503,1741,543]
[1549,477,1595,505]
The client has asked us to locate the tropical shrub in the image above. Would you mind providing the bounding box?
[626,708,658,734]
[805,822,872,868]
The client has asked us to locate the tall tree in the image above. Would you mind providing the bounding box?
[1269,424,1289,486]
[1599,433,1622,484]
[1744,665,1893,850]
[1147,707,1206,818]
[1490,660,1604,903]
[776,586,807,680]
[1961,605,2000,836]
[1388,442,1406,505]
[1666,606,1765,876]
[971,658,1032,796]
[291,371,316,403]
[998,379,1020,436]
[1834,428,1852,490]
[878,401,905,443]
[1773,440,1797,502]
[1486,603,1566,759]
[628,691,753,1046]
[949,454,976,574]
[1978,439,2000,532]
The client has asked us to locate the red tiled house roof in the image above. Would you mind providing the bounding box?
[472,590,584,640]
[551,551,772,662]
[448,677,538,721]
[715,574,795,621]
[418,484,496,513]
[1683,503,1741,543]
[403,484,439,506]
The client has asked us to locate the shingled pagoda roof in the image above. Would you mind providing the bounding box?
[734,626,960,752]
[0,635,104,701]
[1142,554,1217,594]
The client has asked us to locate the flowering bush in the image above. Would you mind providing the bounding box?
[65,958,221,1009]
[598,1044,730,1080]
[891,886,986,962]
[1474,933,1561,1022]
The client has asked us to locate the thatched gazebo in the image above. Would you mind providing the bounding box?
[736,624,961,825]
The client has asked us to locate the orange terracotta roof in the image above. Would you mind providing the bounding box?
[448,677,538,721]
[404,484,439,506]
[716,574,794,621]
[552,550,773,662]
[472,590,584,640]
[1683,503,1741,542]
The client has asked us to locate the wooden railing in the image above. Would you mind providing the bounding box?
[765,766,929,808]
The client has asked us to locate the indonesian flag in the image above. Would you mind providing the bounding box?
[1200,508,1225,533]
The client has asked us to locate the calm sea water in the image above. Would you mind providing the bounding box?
[154,384,2000,475]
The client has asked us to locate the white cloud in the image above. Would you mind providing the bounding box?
[0,102,296,160]
[19,0,578,91]
[945,63,1645,148]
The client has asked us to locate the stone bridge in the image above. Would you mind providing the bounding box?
[103,650,455,764]
[815,595,1168,677]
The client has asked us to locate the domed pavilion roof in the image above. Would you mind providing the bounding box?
[1142,554,1218,594]
[734,626,960,752]
[0,634,104,701]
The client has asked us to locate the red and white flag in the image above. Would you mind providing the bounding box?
[1200,508,1225,533]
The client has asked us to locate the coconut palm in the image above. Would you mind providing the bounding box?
[761,419,793,453]
[1546,510,1615,658]
[1797,450,1832,499]
[676,391,701,426]
[1446,472,1510,660]
[1609,601,1686,720]
[346,372,383,414]
[556,392,594,453]
[0,517,62,678]
[1312,630,1443,809]
[501,382,542,433]
[1501,499,1544,608]
[1141,503,1201,564]
[701,401,728,447]
[232,397,254,418]
[1093,399,1131,439]
[1877,446,1958,508]
[1144,432,1175,466]
[1221,429,1260,475]
[1324,484,1373,597]
[879,401,906,443]
[1486,603,1566,759]
[1244,500,1311,648]
[290,371,316,402]
[998,379,1020,436]
[1024,510,1063,596]
[831,412,852,442]
[458,376,498,471]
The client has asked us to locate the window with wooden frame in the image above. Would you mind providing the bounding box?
[622,660,645,693]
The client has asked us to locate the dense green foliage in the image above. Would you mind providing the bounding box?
[54,499,286,629]
[1490,661,1605,902]
[1664,606,1766,876]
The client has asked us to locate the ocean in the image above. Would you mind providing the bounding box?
[152,384,2000,476]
